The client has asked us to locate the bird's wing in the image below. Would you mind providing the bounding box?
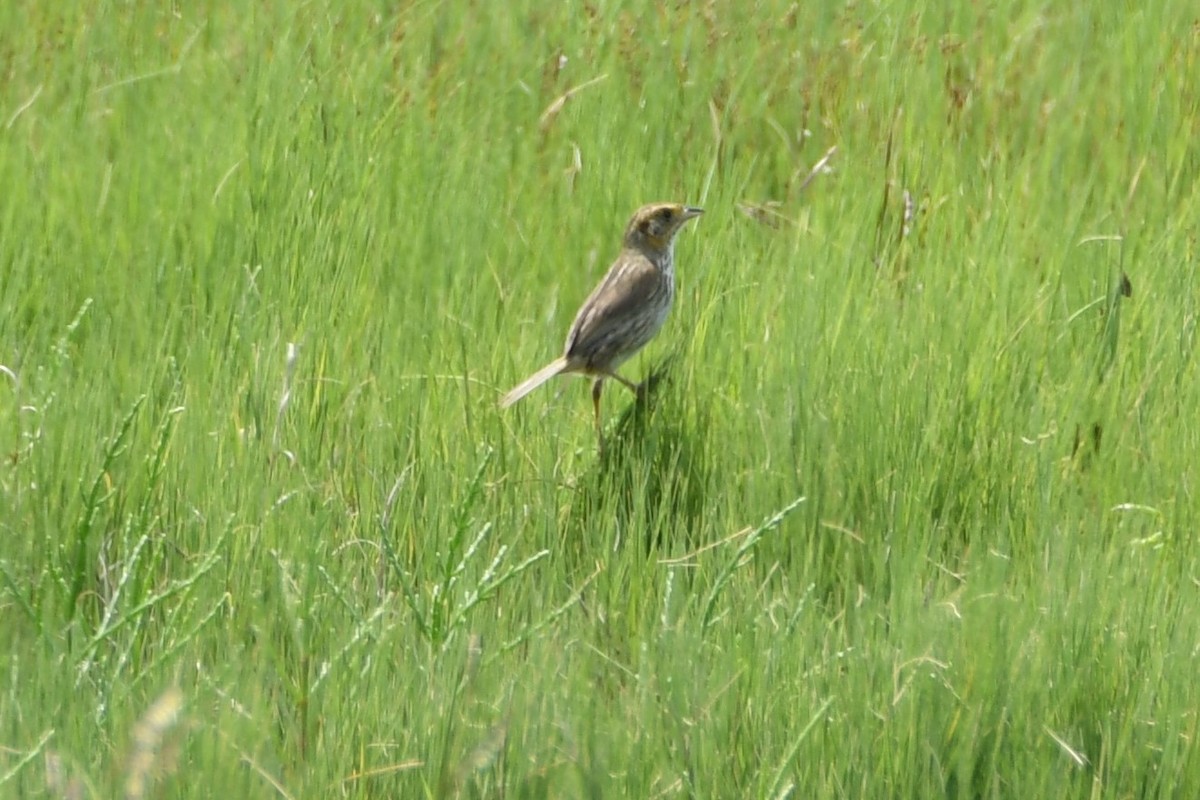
[564,253,663,362]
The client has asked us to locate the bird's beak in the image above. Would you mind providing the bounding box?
[682,206,704,220]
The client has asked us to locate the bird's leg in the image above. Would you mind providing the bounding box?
[602,370,641,396]
[592,378,605,454]
[601,369,648,403]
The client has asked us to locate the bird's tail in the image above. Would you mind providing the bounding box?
[499,357,571,408]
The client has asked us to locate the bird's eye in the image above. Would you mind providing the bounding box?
[658,208,674,221]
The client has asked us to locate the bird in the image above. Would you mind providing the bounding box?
[499,202,703,450]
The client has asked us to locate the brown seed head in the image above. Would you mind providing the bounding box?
[622,202,703,260]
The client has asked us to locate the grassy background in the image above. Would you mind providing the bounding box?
[2,1,1198,797]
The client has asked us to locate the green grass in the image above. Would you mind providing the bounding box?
[2,1,1198,797]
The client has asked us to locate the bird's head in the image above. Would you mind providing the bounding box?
[623,203,703,257]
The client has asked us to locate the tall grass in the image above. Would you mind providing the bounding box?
[2,1,1198,796]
